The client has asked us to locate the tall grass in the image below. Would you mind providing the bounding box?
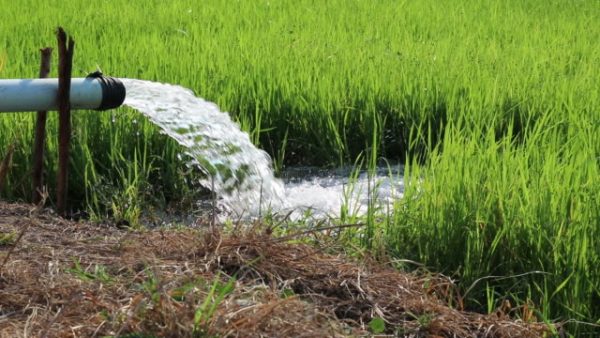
[390,117,600,331]
[0,0,599,333]
[1,0,595,164]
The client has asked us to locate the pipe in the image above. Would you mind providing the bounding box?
[0,73,125,112]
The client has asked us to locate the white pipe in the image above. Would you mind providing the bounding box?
[0,75,125,112]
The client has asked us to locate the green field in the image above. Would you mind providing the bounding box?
[1,0,599,334]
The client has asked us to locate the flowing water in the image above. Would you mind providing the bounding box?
[123,79,286,215]
[123,79,403,219]
[280,166,404,219]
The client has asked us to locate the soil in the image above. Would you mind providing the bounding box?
[0,201,555,337]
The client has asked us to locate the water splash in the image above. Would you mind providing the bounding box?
[281,166,404,220]
[123,79,285,215]
[122,79,404,220]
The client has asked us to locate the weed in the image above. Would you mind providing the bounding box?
[193,274,236,336]
[0,231,16,246]
[67,258,113,284]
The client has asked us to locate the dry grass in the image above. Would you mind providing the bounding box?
[0,202,555,337]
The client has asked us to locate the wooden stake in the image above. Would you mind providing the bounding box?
[0,143,15,192]
[31,47,53,204]
[56,28,74,216]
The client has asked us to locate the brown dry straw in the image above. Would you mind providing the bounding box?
[0,201,556,337]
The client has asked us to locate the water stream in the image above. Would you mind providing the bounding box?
[123,79,403,219]
[280,166,404,219]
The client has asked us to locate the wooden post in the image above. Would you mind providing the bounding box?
[56,28,74,216]
[0,144,15,192]
[31,47,53,204]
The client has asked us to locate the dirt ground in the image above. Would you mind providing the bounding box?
[0,201,555,337]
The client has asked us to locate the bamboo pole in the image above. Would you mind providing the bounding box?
[31,47,53,204]
[56,28,74,216]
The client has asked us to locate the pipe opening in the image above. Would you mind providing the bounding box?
[86,72,126,111]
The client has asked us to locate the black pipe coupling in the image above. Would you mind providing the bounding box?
[86,71,126,110]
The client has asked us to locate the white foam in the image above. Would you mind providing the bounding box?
[123,79,404,220]
[123,79,285,216]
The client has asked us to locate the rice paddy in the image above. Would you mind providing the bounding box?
[0,0,599,335]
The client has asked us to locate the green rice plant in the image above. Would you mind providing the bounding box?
[0,0,592,171]
[339,154,365,225]
[389,116,600,334]
[1,0,598,198]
